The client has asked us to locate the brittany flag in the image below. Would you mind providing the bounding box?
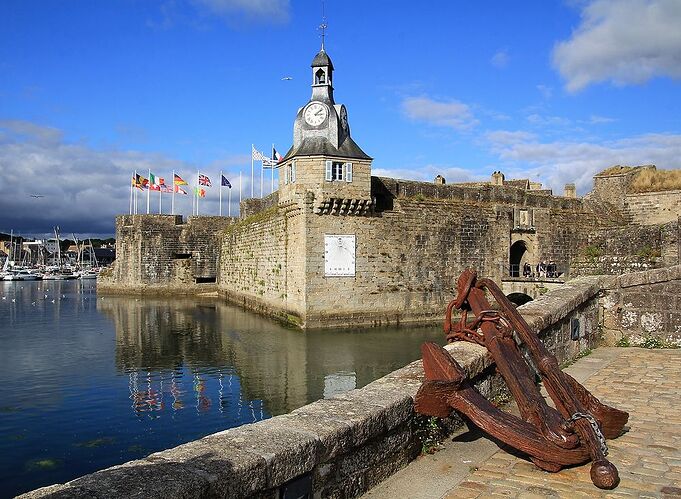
[174,174,188,186]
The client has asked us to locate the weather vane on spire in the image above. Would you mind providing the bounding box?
[319,0,327,50]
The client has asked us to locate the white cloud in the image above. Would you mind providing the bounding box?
[192,0,290,23]
[553,0,681,91]
[0,121,250,236]
[491,50,509,69]
[588,114,616,124]
[526,114,571,127]
[401,96,479,131]
[486,129,681,193]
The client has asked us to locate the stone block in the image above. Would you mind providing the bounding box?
[205,419,320,489]
[146,435,268,498]
[67,459,210,499]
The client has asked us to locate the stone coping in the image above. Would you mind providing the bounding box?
[601,264,681,289]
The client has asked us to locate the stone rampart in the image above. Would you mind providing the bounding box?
[624,191,681,225]
[21,278,602,499]
[98,215,234,294]
[601,264,681,347]
[241,191,279,219]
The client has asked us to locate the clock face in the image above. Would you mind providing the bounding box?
[324,235,356,277]
[304,102,328,127]
[340,106,348,131]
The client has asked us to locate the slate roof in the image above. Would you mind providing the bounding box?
[311,49,334,70]
[282,136,371,161]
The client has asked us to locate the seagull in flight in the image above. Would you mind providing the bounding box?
[281,76,293,81]
[29,194,44,198]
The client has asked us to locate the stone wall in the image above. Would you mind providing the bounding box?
[218,203,308,325]
[241,191,279,219]
[601,265,681,347]
[21,277,602,499]
[624,191,681,225]
[98,215,234,294]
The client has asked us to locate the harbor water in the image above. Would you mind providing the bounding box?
[0,280,444,497]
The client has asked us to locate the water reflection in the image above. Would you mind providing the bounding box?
[99,296,444,416]
[0,281,443,497]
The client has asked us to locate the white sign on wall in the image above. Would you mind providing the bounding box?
[324,234,356,277]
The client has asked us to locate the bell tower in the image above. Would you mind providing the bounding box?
[278,37,372,215]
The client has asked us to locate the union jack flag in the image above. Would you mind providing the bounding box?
[198,174,212,187]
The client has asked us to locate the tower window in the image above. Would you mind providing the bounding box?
[325,161,353,182]
[315,68,326,84]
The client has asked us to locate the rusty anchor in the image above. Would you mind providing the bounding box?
[415,269,629,489]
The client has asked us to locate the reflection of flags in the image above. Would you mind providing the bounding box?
[221,175,231,188]
[174,174,188,186]
[198,174,212,187]
[194,187,206,198]
[174,185,187,195]
[251,145,267,161]
[272,146,282,163]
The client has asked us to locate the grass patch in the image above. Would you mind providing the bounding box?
[616,334,679,349]
[413,415,446,455]
[25,458,62,471]
[629,168,681,193]
[597,165,635,176]
[561,348,592,368]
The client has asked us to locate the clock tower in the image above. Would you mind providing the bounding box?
[278,45,373,215]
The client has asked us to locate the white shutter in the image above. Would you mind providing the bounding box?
[291,161,296,183]
[345,162,353,182]
[284,163,289,185]
[325,160,333,181]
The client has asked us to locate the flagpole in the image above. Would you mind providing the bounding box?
[251,145,254,198]
[228,183,232,217]
[146,168,151,214]
[134,173,138,214]
[130,170,134,215]
[171,170,175,215]
[159,182,162,214]
[239,170,242,216]
[219,170,223,216]
[196,170,200,216]
[260,159,263,199]
[271,144,275,194]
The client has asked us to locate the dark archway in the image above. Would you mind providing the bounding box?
[507,292,533,307]
[509,240,527,277]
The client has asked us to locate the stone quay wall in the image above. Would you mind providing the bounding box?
[600,264,681,347]
[21,278,602,499]
[98,215,234,295]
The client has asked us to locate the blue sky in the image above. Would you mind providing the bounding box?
[1,0,680,236]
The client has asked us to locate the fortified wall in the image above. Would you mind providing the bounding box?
[99,39,680,330]
[98,215,233,294]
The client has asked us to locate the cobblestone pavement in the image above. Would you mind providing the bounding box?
[445,347,681,499]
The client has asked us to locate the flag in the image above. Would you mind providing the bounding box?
[131,175,143,189]
[157,177,165,186]
[160,184,172,193]
[136,174,149,189]
[251,145,267,161]
[149,172,157,185]
[174,185,187,195]
[174,174,188,186]
[198,174,212,187]
[221,175,232,188]
[149,183,161,191]
[194,187,206,198]
[272,146,282,163]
